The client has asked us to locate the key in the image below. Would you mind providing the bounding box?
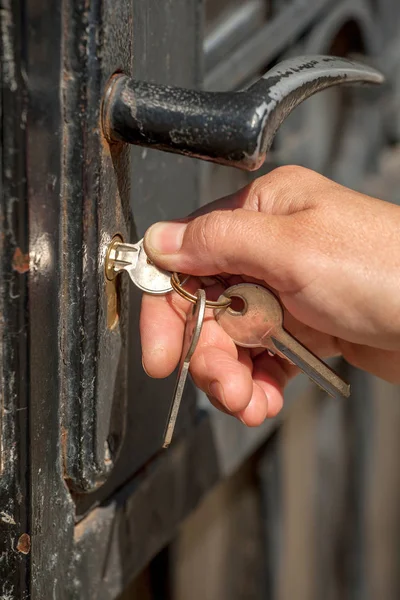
[106,237,176,294]
[163,289,206,448]
[214,283,350,399]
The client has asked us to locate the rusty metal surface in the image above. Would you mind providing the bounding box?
[27,0,133,594]
[26,0,75,597]
[59,0,132,494]
[0,1,30,597]
[73,0,202,520]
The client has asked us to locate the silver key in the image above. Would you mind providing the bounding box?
[214,283,350,399]
[106,237,175,294]
[163,289,206,448]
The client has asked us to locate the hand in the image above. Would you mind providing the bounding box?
[140,166,400,426]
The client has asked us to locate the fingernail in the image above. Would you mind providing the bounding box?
[141,356,151,377]
[209,381,225,406]
[145,221,187,255]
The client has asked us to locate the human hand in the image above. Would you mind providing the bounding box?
[140,166,400,426]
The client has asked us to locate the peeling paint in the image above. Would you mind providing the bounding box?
[11,248,29,274]
[106,56,383,170]
[0,0,17,93]
[1,578,14,600]
[0,512,16,525]
[16,533,30,555]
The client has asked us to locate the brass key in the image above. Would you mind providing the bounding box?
[214,283,350,399]
[163,289,206,448]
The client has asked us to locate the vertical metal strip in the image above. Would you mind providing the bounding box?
[0,0,31,596]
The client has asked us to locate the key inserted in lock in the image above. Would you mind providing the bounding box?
[106,237,177,295]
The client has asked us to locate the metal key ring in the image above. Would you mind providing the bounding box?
[171,272,232,308]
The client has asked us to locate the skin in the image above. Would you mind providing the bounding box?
[140,166,400,427]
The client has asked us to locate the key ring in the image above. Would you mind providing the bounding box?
[171,272,232,308]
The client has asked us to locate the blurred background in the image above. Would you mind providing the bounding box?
[123,1,400,598]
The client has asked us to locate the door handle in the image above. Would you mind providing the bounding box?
[102,55,383,171]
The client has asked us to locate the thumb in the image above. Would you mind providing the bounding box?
[143,208,307,292]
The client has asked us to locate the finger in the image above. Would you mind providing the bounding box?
[235,381,269,427]
[140,277,200,378]
[252,352,291,418]
[143,167,328,291]
[194,344,269,426]
[144,209,312,293]
[190,345,254,414]
[140,294,184,378]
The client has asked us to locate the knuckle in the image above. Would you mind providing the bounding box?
[264,165,324,194]
[241,179,264,211]
[243,166,312,214]
[199,212,221,252]
[271,164,303,180]
[184,209,254,274]
[188,211,228,266]
[271,165,318,182]
[258,165,325,214]
[258,165,307,191]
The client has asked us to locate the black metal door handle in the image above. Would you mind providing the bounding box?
[102,55,383,171]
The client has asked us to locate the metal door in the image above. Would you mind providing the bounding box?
[1,1,206,597]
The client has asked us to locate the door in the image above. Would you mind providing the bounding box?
[1,1,205,598]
